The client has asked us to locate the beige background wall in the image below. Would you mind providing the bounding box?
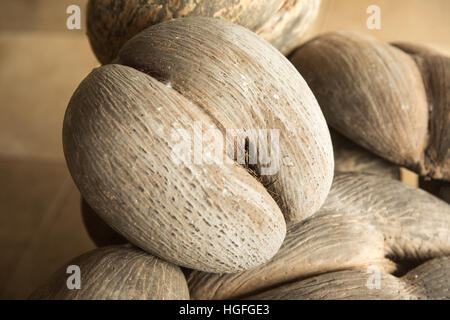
[0,0,448,299]
[308,0,450,54]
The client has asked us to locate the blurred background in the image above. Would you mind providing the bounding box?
[0,0,449,299]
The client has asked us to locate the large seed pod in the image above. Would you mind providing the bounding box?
[331,129,400,180]
[64,18,333,273]
[64,63,285,273]
[87,0,321,64]
[187,172,450,299]
[82,198,203,285]
[403,256,450,300]
[81,198,127,247]
[65,18,333,273]
[29,245,190,300]
[248,256,450,300]
[392,43,450,180]
[249,270,413,300]
[290,31,450,180]
[116,17,334,222]
[63,17,333,273]
[81,199,209,282]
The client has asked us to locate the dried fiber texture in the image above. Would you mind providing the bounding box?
[87,0,321,64]
[248,270,413,300]
[291,31,450,181]
[404,256,450,299]
[64,18,333,273]
[331,129,400,180]
[64,63,285,273]
[116,17,334,222]
[187,172,450,299]
[248,256,450,300]
[81,198,127,247]
[29,245,189,300]
[257,0,321,55]
[392,43,450,180]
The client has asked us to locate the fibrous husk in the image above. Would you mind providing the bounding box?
[247,256,450,300]
[187,172,450,299]
[393,42,450,180]
[331,129,400,180]
[87,0,321,64]
[290,31,450,181]
[29,244,190,300]
[63,17,334,273]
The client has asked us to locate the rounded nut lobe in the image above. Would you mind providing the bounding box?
[188,172,450,299]
[393,42,450,180]
[63,63,286,273]
[87,0,321,64]
[117,17,334,222]
[248,270,414,300]
[248,256,450,300]
[29,245,190,300]
[331,129,400,180]
[291,31,429,174]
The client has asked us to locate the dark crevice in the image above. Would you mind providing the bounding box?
[120,62,284,211]
[235,255,434,299]
[386,254,429,277]
[235,267,363,300]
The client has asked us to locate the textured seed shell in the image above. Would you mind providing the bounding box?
[257,0,321,55]
[321,173,450,266]
[249,256,450,300]
[393,42,450,180]
[29,245,190,300]
[404,256,450,300]
[81,198,127,247]
[290,31,429,173]
[247,270,414,300]
[63,63,286,273]
[87,0,321,64]
[187,172,450,299]
[116,17,334,222]
[331,129,400,180]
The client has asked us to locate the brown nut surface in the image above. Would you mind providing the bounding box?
[331,129,400,180]
[187,172,450,299]
[248,256,450,300]
[63,17,334,273]
[291,31,450,181]
[393,42,450,179]
[87,0,321,64]
[29,245,190,300]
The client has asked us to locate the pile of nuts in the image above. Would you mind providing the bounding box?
[30,0,449,300]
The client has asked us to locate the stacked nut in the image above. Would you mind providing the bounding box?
[30,0,450,300]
